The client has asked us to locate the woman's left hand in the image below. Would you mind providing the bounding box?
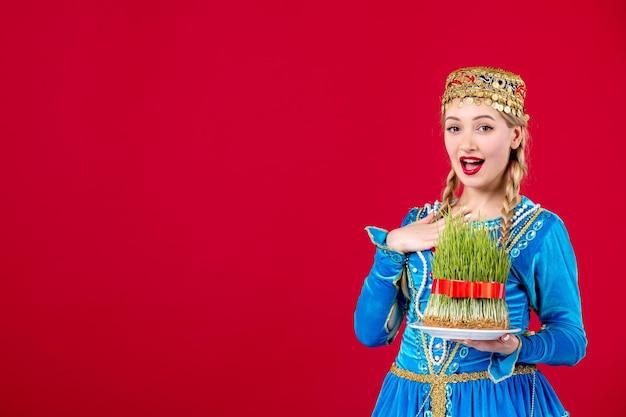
[452,334,520,356]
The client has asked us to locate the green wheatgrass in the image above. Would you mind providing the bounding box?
[422,210,511,329]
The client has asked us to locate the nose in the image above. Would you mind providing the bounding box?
[458,130,476,152]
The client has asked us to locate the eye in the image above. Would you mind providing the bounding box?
[446,126,460,133]
[477,125,493,132]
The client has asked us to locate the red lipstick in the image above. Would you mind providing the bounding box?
[460,156,484,175]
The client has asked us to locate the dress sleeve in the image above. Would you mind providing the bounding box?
[353,208,418,347]
[489,213,587,380]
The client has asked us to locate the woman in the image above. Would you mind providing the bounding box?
[354,67,587,417]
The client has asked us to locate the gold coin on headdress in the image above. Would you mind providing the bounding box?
[475,99,482,106]
[485,99,492,106]
[492,94,499,101]
[465,97,474,104]
[504,106,511,114]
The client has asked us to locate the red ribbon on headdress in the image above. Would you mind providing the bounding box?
[431,278,505,299]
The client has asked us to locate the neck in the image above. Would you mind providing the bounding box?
[453,190,520,221]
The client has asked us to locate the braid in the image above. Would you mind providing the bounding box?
[499,166,519,245]
[440,168,459,217]
[499,128,529,245]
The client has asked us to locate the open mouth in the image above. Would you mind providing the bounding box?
[460,157,484,175]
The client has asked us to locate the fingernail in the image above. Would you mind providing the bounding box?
[502,334,510,341]
[464,213,471,220]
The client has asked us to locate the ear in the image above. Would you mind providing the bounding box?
[510,126,523,150]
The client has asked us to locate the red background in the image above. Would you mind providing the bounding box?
[1,1,624,416]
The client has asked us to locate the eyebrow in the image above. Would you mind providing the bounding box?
[445,115,496,122]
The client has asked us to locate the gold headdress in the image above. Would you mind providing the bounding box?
[441,66,529,120]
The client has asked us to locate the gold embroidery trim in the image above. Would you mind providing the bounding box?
[390,363,536,417]
[420,333,461,417]
[505,208,543,253]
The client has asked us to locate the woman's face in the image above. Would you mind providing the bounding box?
[443,99,522,194]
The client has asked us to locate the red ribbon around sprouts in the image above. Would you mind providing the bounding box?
[431,278,505,299]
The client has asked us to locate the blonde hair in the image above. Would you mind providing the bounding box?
[440,112,529,245]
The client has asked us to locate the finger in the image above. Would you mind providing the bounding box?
[418,210,436,224]
[499,334,518,347]
[459,205,471,215]
[452,206,472,220]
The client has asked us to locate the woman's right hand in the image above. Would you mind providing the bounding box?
[385,211,444,253]
[385,209,470,253]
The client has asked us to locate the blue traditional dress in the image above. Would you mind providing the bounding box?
[354,196,587,417]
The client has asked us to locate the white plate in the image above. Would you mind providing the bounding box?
[408,323,521,340]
